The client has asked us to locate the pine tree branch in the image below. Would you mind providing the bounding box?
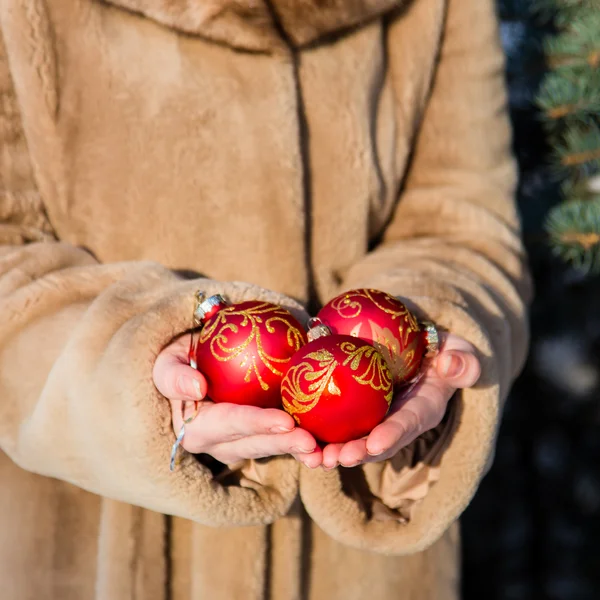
[546,200,600,272]
[534,0,600,27]
[562,148,600,167]
[558,231,600,248]
[547,102,587,119]
[552,124,600,172]
[562,175,600,202]
[534,0,600,273]
[537,70,600,123]
[548,50,600,69]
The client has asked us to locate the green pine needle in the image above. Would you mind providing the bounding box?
[537,69,600,124]
[544,11,600,68]
[546,199,600,272]
[533,0,600,27]
[562,175,600,203]
[535,0,600,274]
[551,122,600,174]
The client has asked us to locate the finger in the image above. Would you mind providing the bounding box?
[208,430,318,463]
[293,447,323,469]
[170,398,211,431]
[165,333,195,360]
[154,344,207,402]
[366,379,451,456]
[439,333,476,354]
[434,350,481,389]
[172,403,298,451]
[322,443,344,470]
[338,439,368,467]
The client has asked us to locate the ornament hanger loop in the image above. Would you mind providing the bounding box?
[169,401,202,472]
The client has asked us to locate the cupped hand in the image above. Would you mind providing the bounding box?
[153,334,320,466]
[317,333,481,470]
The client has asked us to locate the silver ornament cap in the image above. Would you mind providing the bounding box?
[194,293,228,324]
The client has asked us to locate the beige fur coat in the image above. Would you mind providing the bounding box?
[0,0,531,598]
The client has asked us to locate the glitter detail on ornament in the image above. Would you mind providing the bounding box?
[328,379,341,395]
[282,349,338,416]
[339,340,393,401]
[330,289,420,331]
[281,337,393,419]
[194,300,308,408]
[318,289,426,385]
[281,334,393,443]
[198,302,305,389]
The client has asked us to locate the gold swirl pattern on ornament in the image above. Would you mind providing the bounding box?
[340,341,393,405]
[282,350,338,416]
[330,294,364,319]
[332,289,420,346]
[368,322,420,380]
[281,342,394,418]
[198,303,305,391]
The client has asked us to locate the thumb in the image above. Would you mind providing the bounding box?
[153,350,208,401]
[434,350,481,389]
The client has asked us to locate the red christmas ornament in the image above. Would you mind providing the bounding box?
[317,288,427,385]
[281,332,393,443]
[194,300,308,408]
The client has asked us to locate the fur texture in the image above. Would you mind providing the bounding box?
[101,0,406,49]
[0,0,530,598]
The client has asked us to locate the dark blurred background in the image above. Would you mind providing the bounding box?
[461,1,600,599]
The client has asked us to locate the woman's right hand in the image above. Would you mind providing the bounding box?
[153,334,322,467]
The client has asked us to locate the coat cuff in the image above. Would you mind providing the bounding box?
[1,243,305,527]
[299,282,503,554]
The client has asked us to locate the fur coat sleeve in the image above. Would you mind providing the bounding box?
[0,33,304,527]
[299,0,532,555]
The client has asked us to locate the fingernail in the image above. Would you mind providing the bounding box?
[179,376,203,400]
[438,352,465,379]
[322,465,336,471]
[291,446,316,454]
[270,425,294,433]
[342,461,360,468]
[367,448,385,457]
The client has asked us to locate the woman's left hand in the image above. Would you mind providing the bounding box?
[293,334,481,469]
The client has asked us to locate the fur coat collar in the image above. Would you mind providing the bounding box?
[102,0,405,50]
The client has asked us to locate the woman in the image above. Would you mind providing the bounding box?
[0,0,531,598]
